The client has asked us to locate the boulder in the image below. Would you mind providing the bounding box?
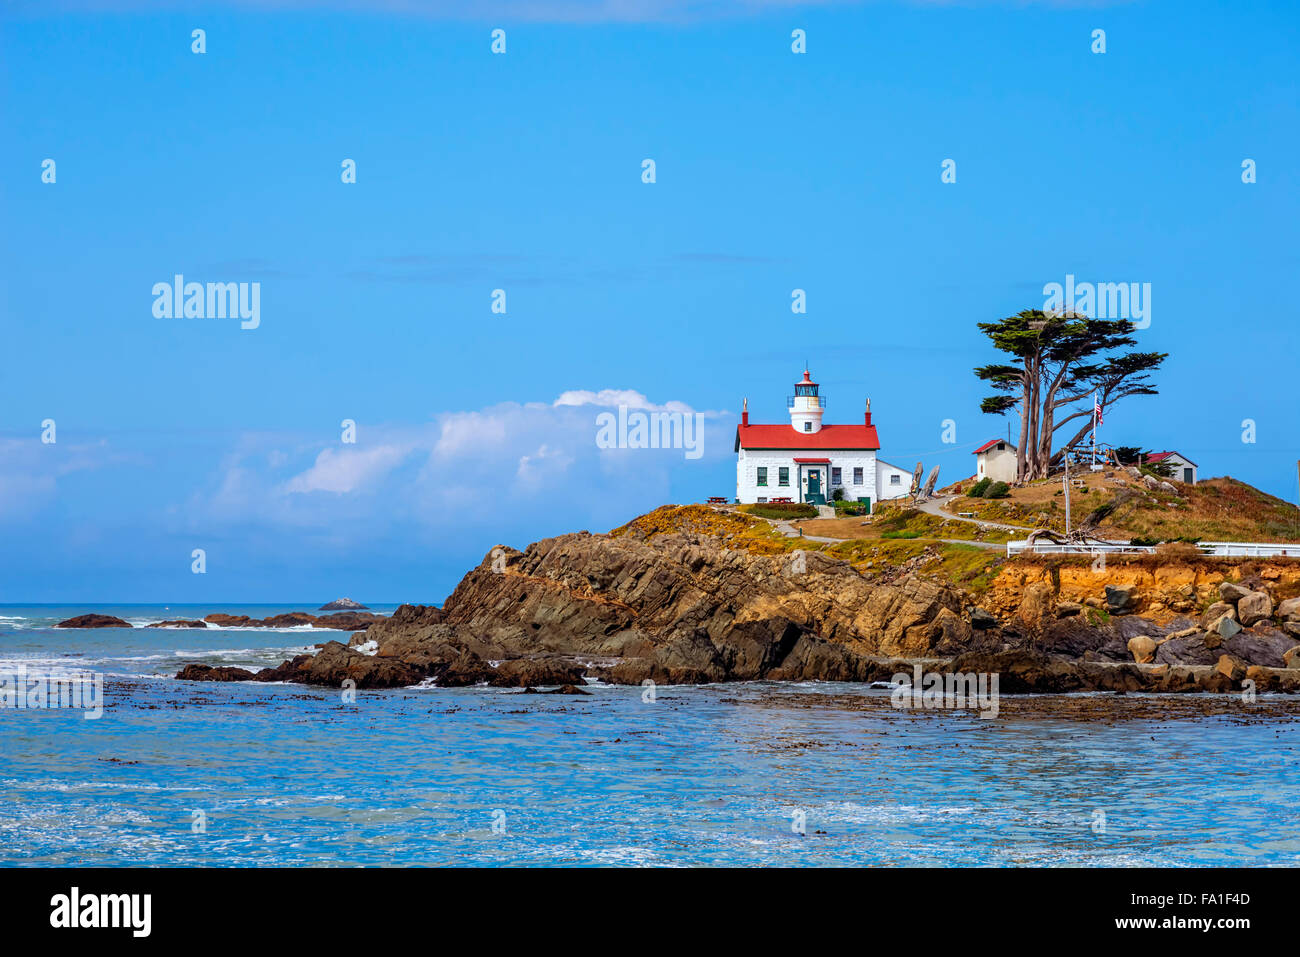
[1218,582,1252,603]
[969,607,998,630]
[1237,591,1274,627]
[1208,613,1242,640]
[1105,584,1139,615]
[1127,635,1157,664]
[1055,602,1082,618]
[1201,602,1235,627]
[1286,622,1300,639]
[1277,597,1300,620]
[1215,654,1247,682]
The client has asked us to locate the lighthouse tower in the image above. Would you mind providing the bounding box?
[788,369,825,434]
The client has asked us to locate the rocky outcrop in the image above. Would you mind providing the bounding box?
[201,611,382,630]
[174,507,1300,693]
[55,614,131,628]
[319,597,369,611]
[146,619,209,629]
[179,523,986,688]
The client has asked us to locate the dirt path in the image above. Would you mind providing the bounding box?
[916,495,1036,533]
[719,505,1006,551]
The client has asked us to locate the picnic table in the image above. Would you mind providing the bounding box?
[706,496,728,505]
[770,497,793,503]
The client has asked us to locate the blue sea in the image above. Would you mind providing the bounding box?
[2,604,1299,867]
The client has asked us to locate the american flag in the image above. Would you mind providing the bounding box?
[1093,394,1103,427]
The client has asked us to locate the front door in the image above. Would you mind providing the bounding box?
[1183,467,1193,483]
[806,469,824,505]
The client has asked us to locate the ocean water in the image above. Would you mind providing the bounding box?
[3,604,1299,867]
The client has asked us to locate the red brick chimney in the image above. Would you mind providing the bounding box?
[742,397,749,427]
[864,398,872,428]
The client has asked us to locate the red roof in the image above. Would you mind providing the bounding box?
[792,457,831,464]
[973,438,1015,455]
[1146,451,1196,466]
[735,423,880,451]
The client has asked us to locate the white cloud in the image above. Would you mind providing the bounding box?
[553,388,695,413]
[284,443,416,494]
[166,387,733,543]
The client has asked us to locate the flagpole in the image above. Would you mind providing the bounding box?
[1091,392,1097,467]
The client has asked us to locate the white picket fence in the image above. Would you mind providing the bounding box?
[1006,539,1300,558]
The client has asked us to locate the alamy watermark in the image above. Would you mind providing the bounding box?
[595,405,704,460]
[1042,274,1151,329]
[1,665,104,719]
[152,274,260,329]
[891,664,999,719]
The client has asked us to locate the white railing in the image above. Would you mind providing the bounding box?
[1006,541,1154,556]
[1198,541,1300,558]
[1007,539,1300,558]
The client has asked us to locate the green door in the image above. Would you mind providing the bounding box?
[806,470,825,505]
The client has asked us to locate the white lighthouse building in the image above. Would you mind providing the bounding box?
[734,369,912,509]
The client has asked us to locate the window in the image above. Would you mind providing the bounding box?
[778,467,790,487]
[890,474,901,485]
[756,467,768,487]
[803,422,812,432]
[757,496,768,503]
[853,467,863,485]
[831,467,842,485]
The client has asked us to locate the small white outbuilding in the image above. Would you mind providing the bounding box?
[973,439,1018,484]
[1145,451,1198,485]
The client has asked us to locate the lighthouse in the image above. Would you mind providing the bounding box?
[788,369,825,434]
[734,366,913,509]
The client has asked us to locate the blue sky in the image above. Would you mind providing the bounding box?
[2,0,1297,602]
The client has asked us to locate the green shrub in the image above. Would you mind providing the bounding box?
[832,488,844,502]
[968,477,992,498]
[985,481,1010,499]
[743,503,818,520]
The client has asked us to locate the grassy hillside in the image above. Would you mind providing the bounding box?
[943,474,1300,543]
